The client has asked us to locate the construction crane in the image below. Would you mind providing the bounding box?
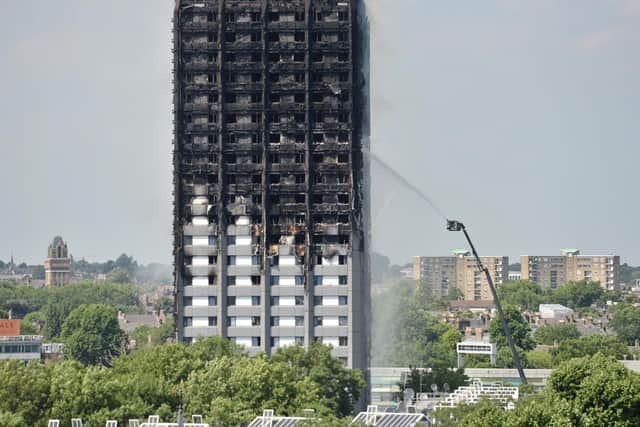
[447,219,528,385]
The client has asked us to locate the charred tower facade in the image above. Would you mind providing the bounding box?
[173,0,370,372]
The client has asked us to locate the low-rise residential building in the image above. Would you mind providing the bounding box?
[522,250,620,290]
[413,252,508,300]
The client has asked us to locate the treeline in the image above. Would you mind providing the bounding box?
[372,278,640,371]
[0,338,363,427]
[432,354,640,426]
[0,281,141,337]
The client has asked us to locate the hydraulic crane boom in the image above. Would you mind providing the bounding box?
[447,220,528,384]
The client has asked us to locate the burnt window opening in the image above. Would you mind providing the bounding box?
[227,175,237,184]
[338,32,348,42]
[225,53,236,62]
[208,114,215,123]
[270,133,281,143]
[207,74,214,82]
[270,93,280,103]
[295,73,305,83]
[208,33,217,42]
[294,52,305,62]
[338,132,349,142]
[295,174,305,184]
[312,53,323,63]
[250,12,260,22]
[269,53,280,62]
[251,93,262,103]
[269,73,280,83]
[338,194,349,203]
[294,32,305,42]
[270,195,280,204]
[315,12,323,21]
[295,214,305,224]
[268,32,279,42]
[251,73,261,82]
[295,153,305,163]
[339,11,349,21]
[207,134,214,144]
[226,154,237,163]
[252,195,262,204]
[269,12,279,22]
[251,32,262,42]
[271,113,280,122]
[339,72,349,82]
[311,93,322,102]
[295,12,305,21]
[312,154,323,162]
[207,13,215,22]
[251,52,262,62]
[311,73,322,82]
[338,53,348,62]
[337,174,349,183]
[338,154,349,163]
[269,174,281,184]
[338,214,349,223]
[295,234,305,244]
[295,194,305,203]
[225,13,235,23]
[271,215,280,225]
[208,53,215,62]
[294,93,305,103]
[252,175,262,184]
[186,94,193,103]
[313,133,324,143]
[226,114,237,123]
[208,153,218,163]
[294,113,305,123]
[269,154,280,163]
[312,32,322,42]
[312,194,323,204]
[251,154,262,163]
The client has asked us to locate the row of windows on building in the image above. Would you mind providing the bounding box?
[186,275,348,286]
[184,315,348,328]
[184,336,348,349]
[185,255,348,266]
[183,295,348,307]
[187,11,349,24]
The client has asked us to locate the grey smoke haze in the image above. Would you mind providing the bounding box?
[1,1,639,265]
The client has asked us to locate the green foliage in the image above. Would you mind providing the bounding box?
[533,324,580,345]
[552,280,604,309]
[610,303,640,345]
[271,343,365,417]
[497,280,546,311]
[526,349,553,369]
[447,287,464,301]
[130,318,175,348]
[387,298,461,368]
[550,335,631,364]
[489,305,535,351]
[61,304,126,366]
[432,355,640,426]
[107,267,132,284]
[620,263,640,284]
[0,338,363,427]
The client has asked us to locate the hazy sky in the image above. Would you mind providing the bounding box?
[1,1,639,266]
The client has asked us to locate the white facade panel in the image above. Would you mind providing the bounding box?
[236,296,253,307]
[236,235,252,246]
[192,236,209,246]
[236,216,250,225]
[279,276,296,286]
[278,296,296,307]
[193,317,208,327]
[193,256,209,266]
[322,296,339,306]
[193,216,209,226]
[323,316,340,327]
[235,316,252,327]
[192,276,209,287]
[193,296,209,307]
[279,316,296,327]
[323,337,340,347]
[236,256,252,266]
[323,276,340,286]
[235,337,253,347]
[279,256,296,266]
[235,276,252,286]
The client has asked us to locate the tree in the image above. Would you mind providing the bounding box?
[552,280,604,309]
[550,335,630,364]
[526,349,553,369]
[271,343,365,418]
[497,280,545,311]
[533,324,580,345]
[488,305,535,351]
[106,267,132,284]
[61,304,126,366]
[115,253,138,275]
[610,304,640,345]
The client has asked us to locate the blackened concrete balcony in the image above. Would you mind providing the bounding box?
[181,22,219,32]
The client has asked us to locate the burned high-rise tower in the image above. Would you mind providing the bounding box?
[172,0,370,373]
